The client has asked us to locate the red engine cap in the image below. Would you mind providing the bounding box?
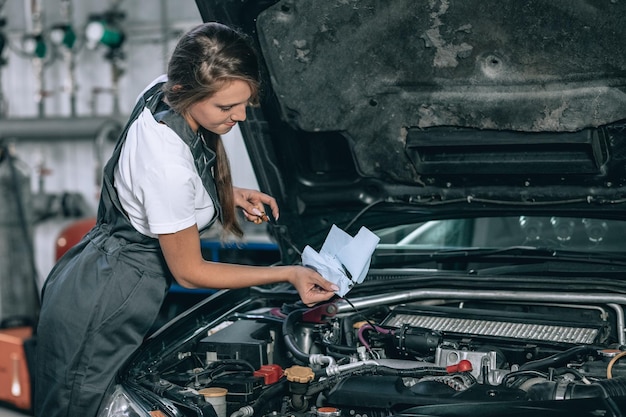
[446,359,473,373]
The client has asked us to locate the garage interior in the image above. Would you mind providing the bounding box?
[4,1,626,416]
[0,1,271,414]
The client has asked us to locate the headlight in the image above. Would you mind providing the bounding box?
[97,385,150,417]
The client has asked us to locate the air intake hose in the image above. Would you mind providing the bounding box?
[527,376,626,401]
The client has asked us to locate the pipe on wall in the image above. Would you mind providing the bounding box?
[0,116,123,141]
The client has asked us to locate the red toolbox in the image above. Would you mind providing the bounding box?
[0,326,33,411]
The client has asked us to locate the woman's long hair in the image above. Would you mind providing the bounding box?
[163,22,261,238]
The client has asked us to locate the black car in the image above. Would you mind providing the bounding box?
[97,1,626,416]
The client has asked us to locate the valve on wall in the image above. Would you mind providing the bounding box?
[7,0,79,117]
[85,10,126,53]
[22,0,48,117]
[20,32,46,60]
[49,0,79,116]
[85,3,126,115]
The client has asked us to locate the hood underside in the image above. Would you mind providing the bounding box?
[252,0,626,182]
[196,0,626,253]
[198,0,626,182]
[256,0,626,134]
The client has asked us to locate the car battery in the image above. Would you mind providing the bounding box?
[0,326,33,411]
[198,319,273,370]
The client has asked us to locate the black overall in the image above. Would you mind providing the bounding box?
[34,83,221,417]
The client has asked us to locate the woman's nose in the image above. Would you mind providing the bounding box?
[231,105,247,122]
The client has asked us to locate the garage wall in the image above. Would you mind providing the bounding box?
[1,0,203,211]
[1,0,201,118]
[0,1,259,281]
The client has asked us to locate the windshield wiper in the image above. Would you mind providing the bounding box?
[375,245,626,267]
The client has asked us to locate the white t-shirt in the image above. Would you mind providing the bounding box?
[113,85,216,238]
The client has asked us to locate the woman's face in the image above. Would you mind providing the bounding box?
[184,79,252,135]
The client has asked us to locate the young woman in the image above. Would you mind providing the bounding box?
[34,22,337,417]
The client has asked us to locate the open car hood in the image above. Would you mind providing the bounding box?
[195,0,626,257]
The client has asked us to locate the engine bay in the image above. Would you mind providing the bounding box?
[134,289,626,417]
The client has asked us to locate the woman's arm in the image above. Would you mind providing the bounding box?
[158,225,338,306]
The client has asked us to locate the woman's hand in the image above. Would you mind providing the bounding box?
[233,186,279,224]
[288,265,338,306]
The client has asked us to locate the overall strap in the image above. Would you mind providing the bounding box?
[97,82,166,224]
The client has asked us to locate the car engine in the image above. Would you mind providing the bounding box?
[135,288,626,417]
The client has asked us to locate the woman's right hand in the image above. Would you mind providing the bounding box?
[288,265,338,306]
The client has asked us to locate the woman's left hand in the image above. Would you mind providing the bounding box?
[233,186,279,224]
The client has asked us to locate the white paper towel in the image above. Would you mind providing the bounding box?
[301,224,380,297]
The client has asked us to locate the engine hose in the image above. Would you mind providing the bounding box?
[342,314,357,346]
[282,309,310,364]
[607,350,626,379]
[313,362,378,379]
[229,405,254,417]
[527,376,626,401]
[518,345,598,371]
[251,379,288,415]
[375,365,449,378]
[342,305,390,347]
[227,381,290,417]
[313,363,448,379]
[526,377,626,416]
[323,341,357,354]
[599,377,626,397]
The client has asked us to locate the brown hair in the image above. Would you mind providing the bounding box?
[163,22,261,238]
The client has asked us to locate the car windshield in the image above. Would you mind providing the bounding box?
[373,215,626,253]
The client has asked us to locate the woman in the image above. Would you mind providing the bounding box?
[34,22,338,417]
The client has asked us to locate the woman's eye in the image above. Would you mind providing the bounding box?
[220,106,232,112]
